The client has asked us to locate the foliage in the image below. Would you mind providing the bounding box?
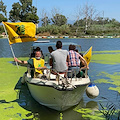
[0,0,7,17]
[36,16,120,37]
[0,0,7,22]
[0,25,4,33]
[73,18,86,27]
[41,16,51,26]
[0,13,7,22]
[59,24,70,35]
[9,0,39,23]
[36,24,70,35]
[9,2,21,22]
[51,14,67,26]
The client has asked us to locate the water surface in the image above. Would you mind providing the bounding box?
[0,38,120,119]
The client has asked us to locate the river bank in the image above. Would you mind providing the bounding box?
[1,34,120,39]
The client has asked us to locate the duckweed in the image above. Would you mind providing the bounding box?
[0,58,33,120]
[92,51,120,93]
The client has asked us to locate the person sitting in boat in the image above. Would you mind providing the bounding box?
[50,41,69,78]
[48,46,54,53]
[14,50,47,79]
[30,47,44,59]
[68,44,88,78]
[48,46,54,68]
[76,53,88,78]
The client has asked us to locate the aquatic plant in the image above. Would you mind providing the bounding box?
[74,107,105,120]
[91,53,120,65]
[99,97,120,120]
[95,72,120,93]
[0,58,33,120]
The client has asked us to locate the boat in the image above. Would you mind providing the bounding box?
[24,41,91,111]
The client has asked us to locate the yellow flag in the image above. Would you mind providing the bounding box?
[83,46,92,65]
[2,22,37,44]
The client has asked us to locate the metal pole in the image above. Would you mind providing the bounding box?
[2,22,19,69]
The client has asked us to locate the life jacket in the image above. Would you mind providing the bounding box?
[32,58,44,74]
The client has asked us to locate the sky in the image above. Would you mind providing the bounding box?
[2,0,120,22]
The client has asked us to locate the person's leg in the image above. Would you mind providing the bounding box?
[68,67,72,78]
[68,67,79,78]
[21,72,27,84]
[35,72,43,78]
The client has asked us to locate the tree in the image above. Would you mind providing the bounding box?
[75,3,98,34]
[9,2,21,22]
[95,17,104,25]
[51,14,67,26]
[41,16,50,26]
[40,9,50,26]
[0,13,7,22]
[0,0,7,22]
[9,0,39,23]
[74,6,83,35]
[0,0,7,17]
[74,19,86,26]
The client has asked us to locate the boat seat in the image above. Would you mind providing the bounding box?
[43,69,65,80]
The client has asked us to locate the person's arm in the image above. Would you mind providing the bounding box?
[37,66,47,70]
[66,54,70,62]
[66,54,70,67]
[14,57,28,64]
[80,56,89,70]
[80,59,88,71]
[49,53,53,66]
[49,57,53,66]
[78,53,89,70]
[49,58,53,66]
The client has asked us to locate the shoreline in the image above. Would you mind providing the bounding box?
[1,35,120,39]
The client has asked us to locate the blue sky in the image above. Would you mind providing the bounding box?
[3,0,120,22]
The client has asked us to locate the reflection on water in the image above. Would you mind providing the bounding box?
[86,101,99,110]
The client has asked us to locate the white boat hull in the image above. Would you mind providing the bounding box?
[26,77,90,111]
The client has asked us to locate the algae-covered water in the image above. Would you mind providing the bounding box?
[0,38,120,120]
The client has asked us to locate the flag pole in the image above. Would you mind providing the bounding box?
[2,22,19,69]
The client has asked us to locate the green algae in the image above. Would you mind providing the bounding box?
[0,58,33,120]
[91,53,120,64]
[60,113,63,120]
[94,72,120,93]
[74,108,105,120]
[93,50,120,54]
[91,50,120,93]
